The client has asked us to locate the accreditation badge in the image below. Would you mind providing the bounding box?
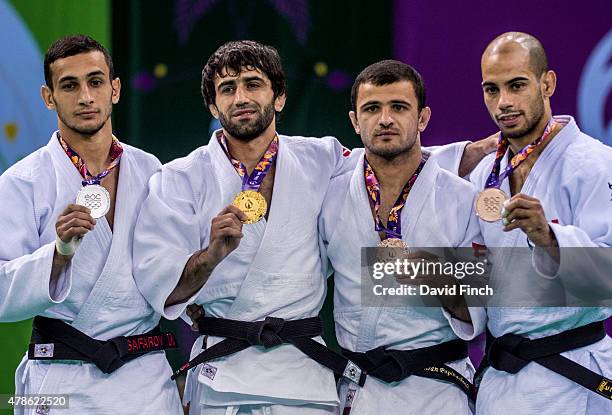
[232,190,267,224]
[76,184,111,219]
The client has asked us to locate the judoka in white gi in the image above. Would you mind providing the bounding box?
[319,60,486,415]
[0,35,182,414]
[133,40,350,415]
[470,32,612,414]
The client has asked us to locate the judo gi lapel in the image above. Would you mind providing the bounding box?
[352,153,439,351]
[518,116,576,199]
[398,154,437,246]
[225,135,299,318]
[69,146,134,331]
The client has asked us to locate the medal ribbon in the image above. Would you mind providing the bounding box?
[217,132,279,192]
[484,119,554,189]
[364,154,427,240]
[58,134,123,186]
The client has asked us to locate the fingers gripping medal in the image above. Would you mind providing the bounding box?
[477,120,555,222]
[76,185,111,219]
[219,132,279,224]
[232,190,267,224]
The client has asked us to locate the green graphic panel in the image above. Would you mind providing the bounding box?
[8,0,110,52]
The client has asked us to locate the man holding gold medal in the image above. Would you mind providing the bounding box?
[133,40,354,415]
[318,60,486,414]
[469,32,612,414]
[0,35,182,414]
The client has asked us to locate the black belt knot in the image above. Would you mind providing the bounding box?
[171,315,367,386]
[91,336,129,373]
[246,316,285,348]
[487,332,530,374]
[475,321,612,401]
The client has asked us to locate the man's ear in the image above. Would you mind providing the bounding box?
[417,106,431,132]
[541,70,556,98]
[274,93,286,113]
[209,104,220,119]
[349,111,360,135]
[111,77,121,104]
[40,85,55,110]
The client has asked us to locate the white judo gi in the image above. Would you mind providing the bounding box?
[470,116,612,415]
[133,131,355,414]
[0,132,182,415]
[319,149,486,414]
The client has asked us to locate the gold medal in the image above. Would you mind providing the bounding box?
[232,190,267,224]
[475,188,509,222]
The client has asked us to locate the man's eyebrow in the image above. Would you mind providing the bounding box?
[58,71,106,84]
[217,79,236,89]
[359,100,381,109]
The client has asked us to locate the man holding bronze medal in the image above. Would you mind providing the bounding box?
[318,60,486,414]
[0,35,183,413]
[469,32,612,414]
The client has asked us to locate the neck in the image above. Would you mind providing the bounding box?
[224,122,277,172]
[507,110,553,154]
[59,121,114,175]
[366,141,423,191]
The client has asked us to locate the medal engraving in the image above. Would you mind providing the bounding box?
[375,239,408,264]
[475,188,508,222]
[76,185,111,219]
[232,190,267,224]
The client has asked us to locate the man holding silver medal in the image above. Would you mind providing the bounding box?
[0,35,182,414]
[469,32,612,414]
[318,60,486,414]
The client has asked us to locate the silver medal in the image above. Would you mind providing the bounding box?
[76,184,110,219]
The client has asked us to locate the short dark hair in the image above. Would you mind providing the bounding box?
[44,35,114,90]
[351,60,426,112]
[201,40,286,107]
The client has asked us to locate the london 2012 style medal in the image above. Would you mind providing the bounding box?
[475,187,508,223]
[232,190,267,224]
[76,184,111,219]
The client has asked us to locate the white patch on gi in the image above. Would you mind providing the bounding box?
[200,363,217,380]
[34,343,54,358]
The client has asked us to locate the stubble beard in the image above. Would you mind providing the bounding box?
[218,102,275,142]
[500,92,546,140]
[364,131,418,161]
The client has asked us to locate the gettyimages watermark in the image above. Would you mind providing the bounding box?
[360,246,612,307]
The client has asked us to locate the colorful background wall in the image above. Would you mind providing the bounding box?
[0,0,610,409]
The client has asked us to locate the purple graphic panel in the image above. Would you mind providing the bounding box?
[393,0,611,146]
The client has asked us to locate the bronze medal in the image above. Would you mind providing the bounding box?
[475,188,509,222]
[378,238,408,248]
[375,238,408,264]
[232,190,267,224]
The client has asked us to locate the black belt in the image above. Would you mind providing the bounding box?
[28,316,178,374]
[171,315,367,386]
[477,320,611,400]
[342,339,475,401]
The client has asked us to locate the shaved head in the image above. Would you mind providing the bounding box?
[482,32,548,77]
